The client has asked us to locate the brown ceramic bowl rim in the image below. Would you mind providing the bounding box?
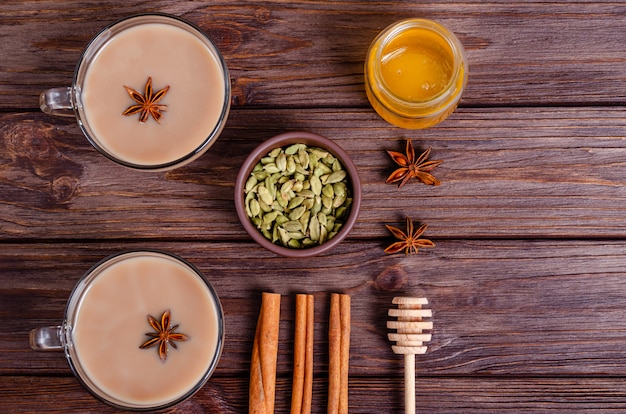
[234,131,362,258]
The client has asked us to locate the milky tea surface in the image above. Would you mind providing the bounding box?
[72,254,220,407]
[81,23,225,166]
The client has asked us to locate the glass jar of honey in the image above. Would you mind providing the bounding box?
[364,19,467,129]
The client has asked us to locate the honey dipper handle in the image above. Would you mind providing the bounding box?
[404,353,415,414]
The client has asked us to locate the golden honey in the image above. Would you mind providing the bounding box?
[365,19,467,129]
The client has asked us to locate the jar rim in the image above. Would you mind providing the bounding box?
[368,18,467,110]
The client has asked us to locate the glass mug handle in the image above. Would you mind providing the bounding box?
[29,326,65,350]
[40,87,75,117]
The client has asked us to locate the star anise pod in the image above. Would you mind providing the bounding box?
[386,139,443,188]
[122,77,169,123]
[384,216,435,255]
[139,309,189,361]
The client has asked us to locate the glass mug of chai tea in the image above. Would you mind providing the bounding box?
[40,13,231,171]
[364,18,467,129]
[29,250,224,411]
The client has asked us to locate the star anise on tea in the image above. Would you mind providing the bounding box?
[384,216,435,255]
[122,77,170,123]
[386,139,443,188]
[139,309,189,361]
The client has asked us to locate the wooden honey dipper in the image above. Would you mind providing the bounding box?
[387,297,433,414]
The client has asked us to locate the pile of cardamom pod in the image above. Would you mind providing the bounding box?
[244,143,353,248]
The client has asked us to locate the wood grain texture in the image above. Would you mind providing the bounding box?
[2,240,626,377]
[1,1,625,412]
[1,1,626,108]
[2,376,626,413]
[1,107,625,240]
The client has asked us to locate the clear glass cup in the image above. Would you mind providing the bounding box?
[29,250,225,411]
[364,18,467,129]
[40,13,231,171]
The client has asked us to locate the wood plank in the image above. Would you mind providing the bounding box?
[1,107,625,240]
[3,240,626,376]
[2,375,626,413]
[2,1,626,108]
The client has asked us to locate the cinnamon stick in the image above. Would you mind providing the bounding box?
[303,294,314,413]
[339,294,350,414]
[249,292,281,414]
[328,293,350,414]
[290,294,314,414]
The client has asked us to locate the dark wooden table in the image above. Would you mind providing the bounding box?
[2,1,626,413]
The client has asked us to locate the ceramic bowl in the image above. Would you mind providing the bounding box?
[234,131,361,257]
